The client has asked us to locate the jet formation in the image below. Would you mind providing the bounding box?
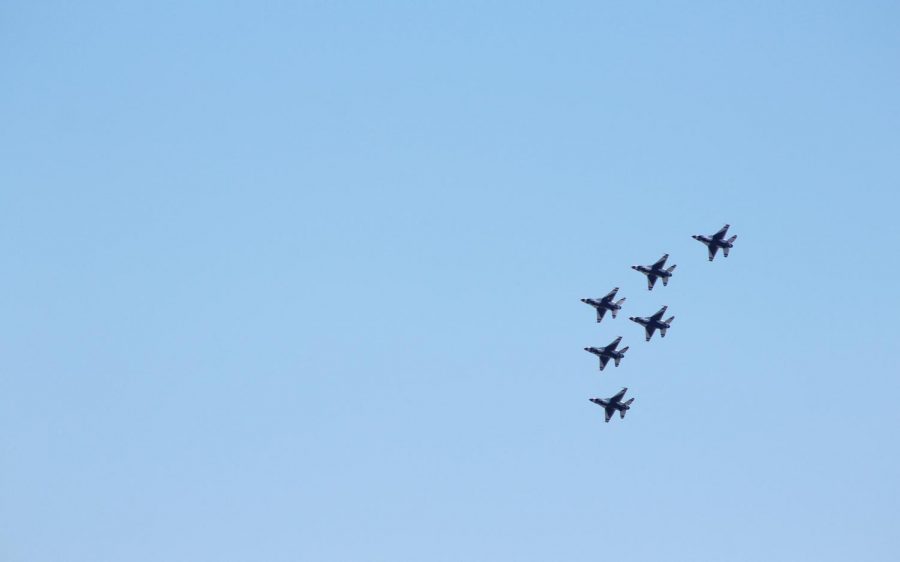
[581,224,737,424]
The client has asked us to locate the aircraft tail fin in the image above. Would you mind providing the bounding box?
[620,399,634,419]
[724,235,736,257]
[660,318,673,338]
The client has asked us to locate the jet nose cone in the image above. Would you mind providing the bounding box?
[580,298,586,303]
[583,347,589,351]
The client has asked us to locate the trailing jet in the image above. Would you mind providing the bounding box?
[590,387,634,423]
[629,305,675,342]
[693,224,737,261]
[584,336,629,371]
[580,287,626,323]
[631,254,676,290]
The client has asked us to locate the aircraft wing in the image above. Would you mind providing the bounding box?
[708,244,719,261]
[605,336,622,351]
[610,387,628,403]
[645,325,656,341]
[646,274,658,291]
[596,307,607,323]
[652,254,669,269]
[598,355,611,371]
[712,224,730,240]
[650,305,668,321]
[604,406,615,422]
[602,287,619,302]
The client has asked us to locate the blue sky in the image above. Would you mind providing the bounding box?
[2,2,899,560]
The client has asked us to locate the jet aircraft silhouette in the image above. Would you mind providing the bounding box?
[631,254,676,290]
[590,387,634,422]
[692,224,737,261]
[580,287,626,323]
[629,305,675,342]
[584,336,629,371]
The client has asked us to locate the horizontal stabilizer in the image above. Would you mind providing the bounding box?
[727,235,737,244]
[664,316,675,325]
[620,346,629,355]
[666,264,677,273]
[724,235,736,257]
[623,398,635,406]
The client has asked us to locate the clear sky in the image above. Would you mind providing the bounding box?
[2,2,899,561]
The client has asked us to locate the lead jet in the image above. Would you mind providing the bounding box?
[692,224,738,261]
[631,254,676,290]
[629,305,675,342]
[580,287,626,323]
[590,387,634,423]
[584,336,629,371]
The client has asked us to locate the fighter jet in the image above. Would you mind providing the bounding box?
[629,305,675,342]
[692,224,738,261]
[631,254,676,290]
[583,336,629,371]
[590,387,634,423]
[580,287,626,323]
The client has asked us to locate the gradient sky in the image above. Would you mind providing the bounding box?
[2,2,899,561]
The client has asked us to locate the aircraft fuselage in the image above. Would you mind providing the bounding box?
[632,265,672,278]
[581,298,622,312]
[584,346,624,360]
[632,317,668,330]
[693,234,733,248]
